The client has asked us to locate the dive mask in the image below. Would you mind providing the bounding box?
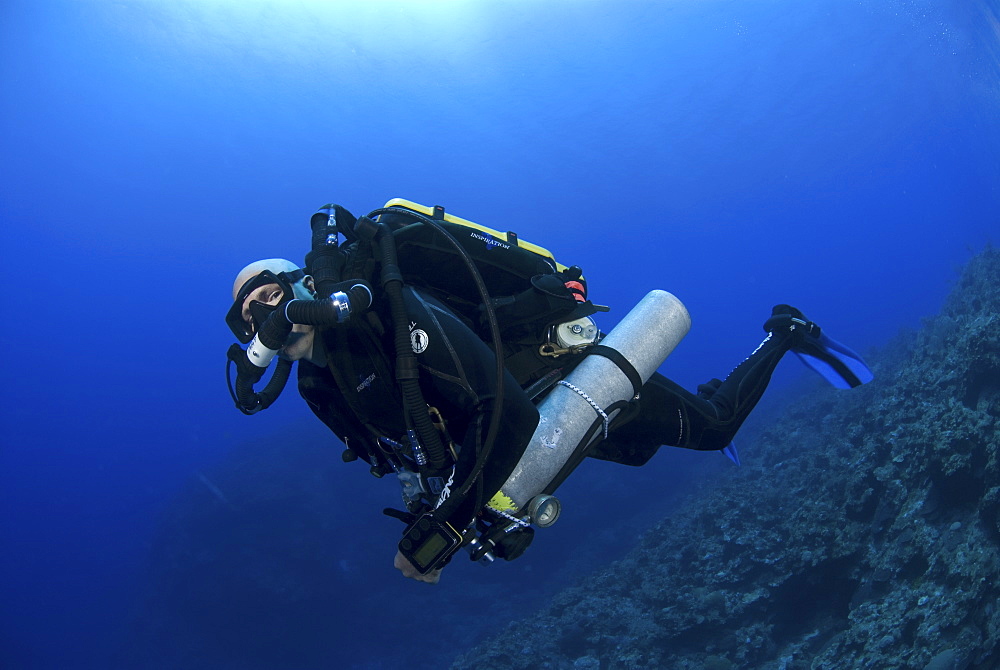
[226,269,305,343]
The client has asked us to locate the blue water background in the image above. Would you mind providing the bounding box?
[1,0,997,667]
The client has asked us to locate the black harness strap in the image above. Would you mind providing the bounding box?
[588,345,643,399]
[543,397,637,494]
[539,344,647,490]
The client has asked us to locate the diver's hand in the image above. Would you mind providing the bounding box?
[393,550,442,584]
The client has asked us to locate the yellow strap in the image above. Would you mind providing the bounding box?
[383,198,571,273]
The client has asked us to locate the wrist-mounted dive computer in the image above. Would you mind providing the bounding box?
[398,513,463,574]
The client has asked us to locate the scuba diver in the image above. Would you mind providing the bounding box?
[225,199,873,584]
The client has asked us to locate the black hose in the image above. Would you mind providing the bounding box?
[308,248,345,300]
[257,358,293,406]
[283,282,373,325]
[307,206,348,298]
[370,220,449,471]
[227,346,293,415]
[365,206,506,522]
[543,398,637,494]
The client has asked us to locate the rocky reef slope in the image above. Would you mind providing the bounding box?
[452,248,1000,670]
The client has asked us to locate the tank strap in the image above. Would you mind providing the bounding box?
[589,345,643,400]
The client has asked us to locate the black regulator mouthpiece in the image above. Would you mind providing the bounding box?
[226,280,373,415]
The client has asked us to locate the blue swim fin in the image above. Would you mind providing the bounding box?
[766,306,874,389]
[792,331,874,389]
[722,442,741,466]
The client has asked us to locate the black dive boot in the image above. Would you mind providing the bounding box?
[762,304,820,342]
[763,304,873,389]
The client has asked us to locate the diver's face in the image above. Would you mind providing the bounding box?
[240,282,284,328]
[238,281,315,362]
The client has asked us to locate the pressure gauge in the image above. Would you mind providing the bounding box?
[526,494,562,528]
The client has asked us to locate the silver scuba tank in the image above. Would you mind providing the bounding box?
[493,290,691,522]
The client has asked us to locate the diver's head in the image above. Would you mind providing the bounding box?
[231,258,314,303]
[226,259,317,361]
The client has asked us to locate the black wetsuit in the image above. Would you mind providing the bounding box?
[295,202,801,532]
[592,329,792,466]
[297,285,539,524]
[299,278,791,505]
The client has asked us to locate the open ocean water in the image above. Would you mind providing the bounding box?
[1,1,997,668]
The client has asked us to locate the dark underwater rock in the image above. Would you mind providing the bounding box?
[451,248,1000,670]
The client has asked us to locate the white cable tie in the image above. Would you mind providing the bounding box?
[557,380,610,439]
[487,505,531,530]
[433,466,456,510]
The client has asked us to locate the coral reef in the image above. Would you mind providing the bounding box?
[452,248,1000,670]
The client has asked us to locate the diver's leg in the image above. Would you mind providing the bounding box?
[598,310,798,459]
